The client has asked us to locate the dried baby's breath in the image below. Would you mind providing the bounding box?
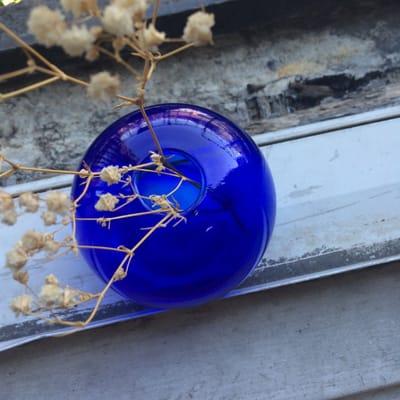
[45,273,59,285]
[46,191,70,214]
[11,295,32,316]
[40,275,80,308]
[183,11,215,46]
[6,245,28,270]
[41,210,57,226]
[78,168,90,178]
[21,230,45,252]
[2,209,17,226]
[150,195,171,210]
[149,151,165,172]
[0,190,14,212]
[27,6,66,47]
[87,72,121,101]
[60,25,95,57]
[43,237,62,255]
[102,5,134,36]
[114,265,126,280]
[1,2,215,328]
[40,281,64,306]
[142,24,166,48]
[100,165,122,185]
[95,193,119,211]
[13,270,29,285]
[62,287,80,307]
[19,192,39,213]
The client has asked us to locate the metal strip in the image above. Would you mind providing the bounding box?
[6,175,73,196]
[254,104,400,146]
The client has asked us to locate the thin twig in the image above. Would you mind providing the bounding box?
[52,213,172,327]
[151,0,161,26]
[75,244,131,253]
[1,76,60,101]
[165,178,184,198]
[1,3,209,328]
[155,42,195,61]
[76,209,164,222]
[139,103,164,157]
[97,46,141,78]
[0,22,66,77]
[0,66,35,82]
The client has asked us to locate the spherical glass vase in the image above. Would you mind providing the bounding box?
[72,104,276,308]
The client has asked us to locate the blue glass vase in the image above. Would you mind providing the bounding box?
[72,104,276,308]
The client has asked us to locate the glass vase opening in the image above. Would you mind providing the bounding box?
[134,148,206,214]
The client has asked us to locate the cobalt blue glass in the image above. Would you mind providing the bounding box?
[72,104,276,308]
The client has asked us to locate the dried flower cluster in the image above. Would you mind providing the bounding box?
[39,274,83,308]
[183,11,215,46]
[11,294,32,316]
[0,0,215,329]
[100,165,122,185]
[19,192,40,212]
[102,4,134,36]
[87,72,121,101]
[46,191,70,214]
[95,193,119,211]
[1,153,189,326]
[142,23,166,48]
[0,190,16,225]
[27,6,67,47]
[60,25,95,57]
[4,0,215,104]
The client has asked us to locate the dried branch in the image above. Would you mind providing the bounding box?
[1,0,215,328]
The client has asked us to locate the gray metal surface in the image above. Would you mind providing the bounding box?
[1,107,399,351]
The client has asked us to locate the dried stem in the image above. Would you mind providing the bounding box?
[59,74,139,104]
[156,43,195,61]
[151,0,161,26]
[0,156,171,179]
[70,175,94,244]
[76,209,164,222]
[0,66,35,82]
[0,22,66,77]
[0,24,139,105]
[52,212,172,327]
[96,46,141,78]
[1,76,60,101]
[1,4,214,328]
[139,103,164,157]
[165,178,185,198]
[75,244,131,253]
